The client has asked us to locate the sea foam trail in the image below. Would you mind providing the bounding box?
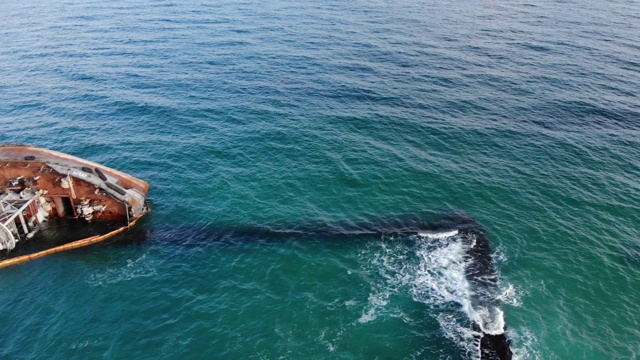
[418,231,504,332]
[372,229,511,360]
[148,221,515,359]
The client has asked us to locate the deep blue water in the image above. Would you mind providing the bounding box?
[1,0,639,359]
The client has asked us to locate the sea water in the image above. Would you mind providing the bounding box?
[1,0,639,359]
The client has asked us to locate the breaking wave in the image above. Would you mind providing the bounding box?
[414,231,505,334]
[363,229,516,359]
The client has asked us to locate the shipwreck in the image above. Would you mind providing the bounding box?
[0,144,149,268]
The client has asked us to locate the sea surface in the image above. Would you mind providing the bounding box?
[1,0,639,359]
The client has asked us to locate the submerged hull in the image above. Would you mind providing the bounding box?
[0,144,149,267]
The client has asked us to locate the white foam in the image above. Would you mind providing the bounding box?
[510,327,542,360]
[344,299,357,307]
[363,229,511,356]
[437,313,482,359]
[412,235,471,306]
[497,283,522,307]
[493,244,508,264]
[357,308,377,324]
[475,307,505,335]
[411,230,506,348]
[316,330,338,352]
[417,229,459,240]
[87,254,157,287]
[358,289,390,323]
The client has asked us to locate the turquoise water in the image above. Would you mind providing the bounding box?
[1,0,639,358]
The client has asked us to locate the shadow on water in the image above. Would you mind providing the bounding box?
[146,212,485,244]
[3,212,512,360]
[144,212,512,360]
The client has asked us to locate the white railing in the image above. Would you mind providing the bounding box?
[0,223,15,251]
[0,193,39,251]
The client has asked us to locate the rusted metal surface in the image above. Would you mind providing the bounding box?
[0,145,149,194]
[0,144,150,263]
[0,145,149,222]
[0,161,129,221]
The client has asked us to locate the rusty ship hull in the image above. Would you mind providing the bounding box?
[0,144,149,267]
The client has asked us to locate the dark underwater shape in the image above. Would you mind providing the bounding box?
[461,228,513,360]
[19,215,511,359]
[419,225,513,360]
[144,215,512,360]
[478,331,513,360]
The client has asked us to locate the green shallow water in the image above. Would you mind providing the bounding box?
[1,0,639,359]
